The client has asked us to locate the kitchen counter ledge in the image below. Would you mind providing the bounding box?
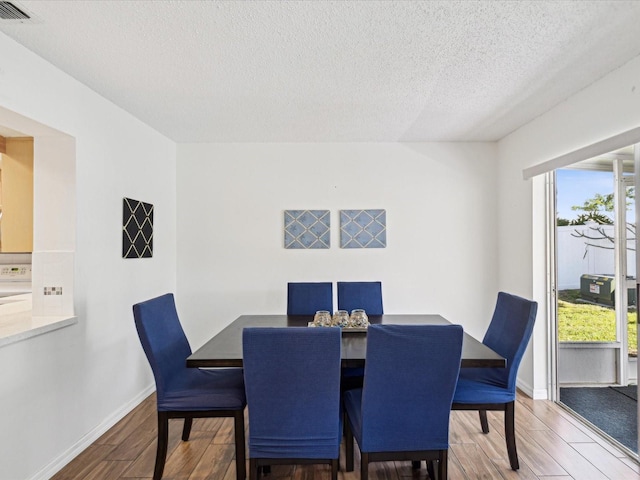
[0,294,76,347]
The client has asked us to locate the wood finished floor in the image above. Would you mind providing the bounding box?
[52,392,640,480]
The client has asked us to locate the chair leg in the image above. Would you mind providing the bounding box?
[479,410,490,433]
[345,417,354,472]
[427,460,436,480]
[331,458,338,480]
[154,412,169,480]
[182,417,193,441]
[439,450,448,480]
[361,452,369,480]
[249,458,258,480]
[234,410,247,480]
[504,401,519,470]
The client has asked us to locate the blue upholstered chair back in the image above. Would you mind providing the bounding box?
[243,327,342,459]
[337,281,383,315]
[287,282,333,315]
[133,293,192,403]
[470,292,538,391]
[360,324,463,452]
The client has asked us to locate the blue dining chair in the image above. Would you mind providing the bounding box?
[338,281,383,389]
[243,327,342,480]
[452,291,538,470]
[133,293,247,480]
[337,281,383,315]
[287,282,333,315]
[343,324,463,480]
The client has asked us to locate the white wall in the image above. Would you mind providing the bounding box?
[0,33,177,480]
[32,134,76,316]
[498,53,640,399]
[176,142,499,347]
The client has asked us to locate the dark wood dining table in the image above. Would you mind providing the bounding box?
[187,314,506,369]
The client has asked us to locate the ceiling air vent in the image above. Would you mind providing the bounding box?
[0,1,30,20]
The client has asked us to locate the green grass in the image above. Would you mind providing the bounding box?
[558,289,637,356]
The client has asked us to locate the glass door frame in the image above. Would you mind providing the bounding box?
[549,147,638,454]
[614,157,630,384]
[635,143,640,454]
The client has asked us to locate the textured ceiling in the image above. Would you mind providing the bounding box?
[2,1,640,143]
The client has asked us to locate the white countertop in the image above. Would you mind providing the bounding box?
[0,294,76,347]
[0,282,32,296]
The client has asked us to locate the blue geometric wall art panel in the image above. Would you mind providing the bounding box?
[284,210,330,249]
[123,197,154,258]
[340,209,386,248]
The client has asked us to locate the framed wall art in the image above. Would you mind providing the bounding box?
[284,210,330,249]
[123,197,154,258]
[340,209,386,248]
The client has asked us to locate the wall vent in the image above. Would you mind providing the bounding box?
[0,1,30,20]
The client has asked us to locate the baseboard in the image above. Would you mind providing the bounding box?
[27,384,155,480]
[517,378,548,400]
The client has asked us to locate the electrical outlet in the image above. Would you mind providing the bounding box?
[44,286,63,296]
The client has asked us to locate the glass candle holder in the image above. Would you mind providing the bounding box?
[349,309,369,328]
[313,310,332,327]
[332,310,350,327]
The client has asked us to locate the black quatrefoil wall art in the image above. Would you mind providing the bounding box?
[122,197,154,258]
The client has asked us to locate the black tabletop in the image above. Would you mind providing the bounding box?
[186,314,506,369]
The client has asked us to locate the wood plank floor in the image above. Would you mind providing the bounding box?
[52,392,640,480]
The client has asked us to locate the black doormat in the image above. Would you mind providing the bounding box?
[611,385,638,401]
[560,386,637,452]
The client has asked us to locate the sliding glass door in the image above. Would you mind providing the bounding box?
[555,147,638,455]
